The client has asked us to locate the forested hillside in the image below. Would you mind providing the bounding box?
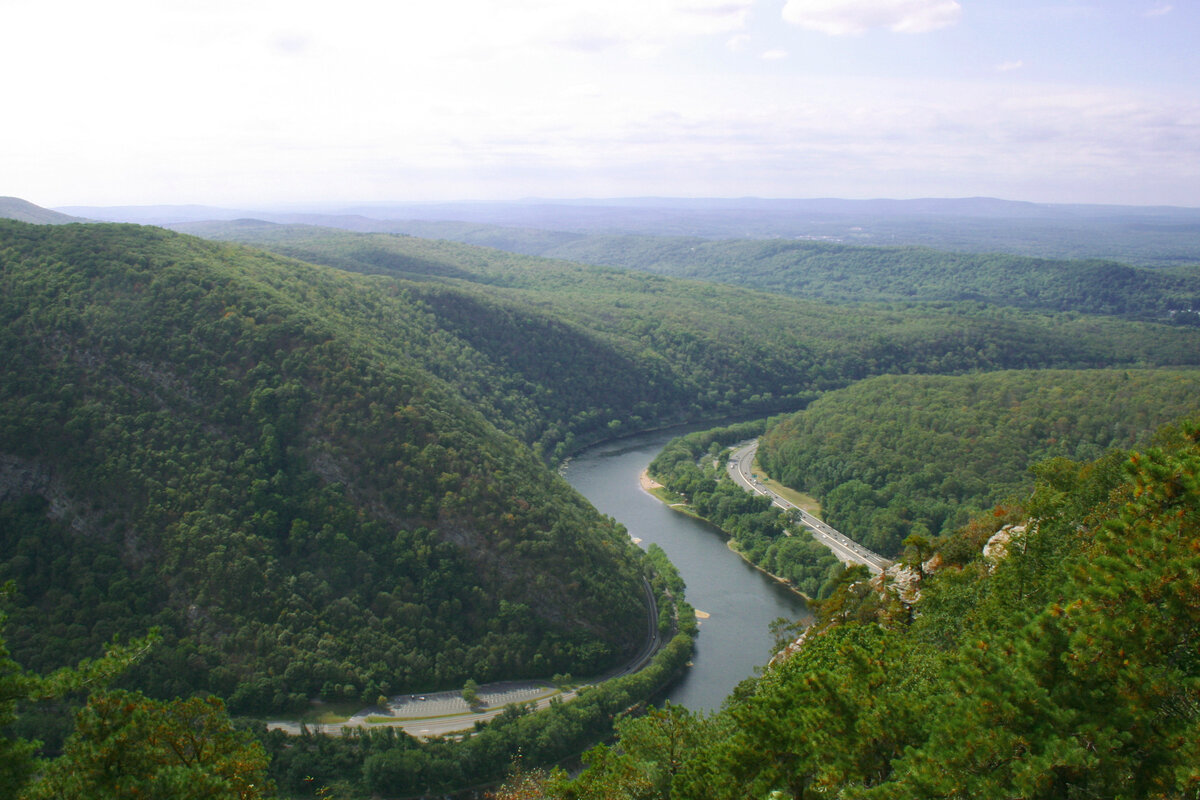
[530,235,1200,322]
[0,220,650,713]
[540,419,1200,800]
[758,369,1200,556]
[647,422,846,599]
[177,225,1200,433]
[5,216,1200,796]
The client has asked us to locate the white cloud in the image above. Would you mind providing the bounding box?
[272,35,312,56]
[781,0,962,35]
[727,33,752,51]
[1145,3,1173,17]
[532,0,753,55]
[7,66,1200,205]
[3,0,1199,206]
[996,60,1025,72]
[762,49,789,59]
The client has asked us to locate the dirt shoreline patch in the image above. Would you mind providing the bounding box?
[639,469,663,491]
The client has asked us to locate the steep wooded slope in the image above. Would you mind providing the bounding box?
[177,225,1200,453]
[6,219,1200,717]
[0,220,648,712]
[758,368,1200,555]
[551,420,1200,800]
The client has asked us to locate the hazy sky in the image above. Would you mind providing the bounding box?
[4,0,1198,207]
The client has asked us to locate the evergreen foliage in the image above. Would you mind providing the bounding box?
[0,605,191,799]
[541,419,1200,800]
[23,691,271,800]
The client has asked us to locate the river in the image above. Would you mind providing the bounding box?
[563,429,812,712]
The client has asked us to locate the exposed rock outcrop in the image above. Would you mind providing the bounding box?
[984,523,1028,570]
[0,453,102,536]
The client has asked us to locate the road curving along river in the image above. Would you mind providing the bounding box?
[563,428,812,712]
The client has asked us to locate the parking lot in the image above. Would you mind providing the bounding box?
[383,681,559,719]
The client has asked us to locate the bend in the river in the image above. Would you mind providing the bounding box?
[267,427,812,733]
[564,429,811,711]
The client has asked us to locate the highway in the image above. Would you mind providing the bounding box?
[727,441,890,575]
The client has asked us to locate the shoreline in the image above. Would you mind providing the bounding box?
[639,468,663,492]
[642,469,811,602]
[725,539,812,601]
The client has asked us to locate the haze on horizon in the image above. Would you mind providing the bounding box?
[4,0,1198,209]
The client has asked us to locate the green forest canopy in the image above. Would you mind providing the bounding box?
[6,219,1200,710]
[4,216,1200,795]
[191,215,1200,320]
[183,224,1200,422]
[758,368,1200,556]
[0,220,650,714]
[647,421,847,600]
[532,234,1200,321]
[541,419,1200,800]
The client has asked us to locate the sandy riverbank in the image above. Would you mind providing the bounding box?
[639,468,663,491]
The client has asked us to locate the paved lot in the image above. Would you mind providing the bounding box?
[384,681,558,719]
[266,580,658,739]
[266,681,569,738]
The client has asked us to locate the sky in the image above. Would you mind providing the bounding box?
[3,0,1199,208]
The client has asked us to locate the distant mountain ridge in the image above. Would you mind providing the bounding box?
[529,235,1200,322]
[0,196,88,224]
[56,195,1200,266]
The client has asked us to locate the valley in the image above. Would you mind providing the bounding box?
[1,198,1198,797]
[6,2,1198,794]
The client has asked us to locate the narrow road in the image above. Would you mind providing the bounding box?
[603,576,663,680]
[266,578,661,739]
[728,441,890,575]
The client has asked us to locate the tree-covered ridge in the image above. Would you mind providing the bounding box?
[180,225,1200,431]
[256,543,697,798]
[0,538,696,800]
[543,420,1200,800]
[527,234,1200,321]
[5,218,1200,778]
[0,219,649,713]
[758,368,1200,556]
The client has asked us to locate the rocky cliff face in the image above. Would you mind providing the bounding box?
[0,453,103,536]
[770,522,1026,667]
[983,523,1027,568]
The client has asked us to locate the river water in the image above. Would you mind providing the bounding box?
[563,429,812,712]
